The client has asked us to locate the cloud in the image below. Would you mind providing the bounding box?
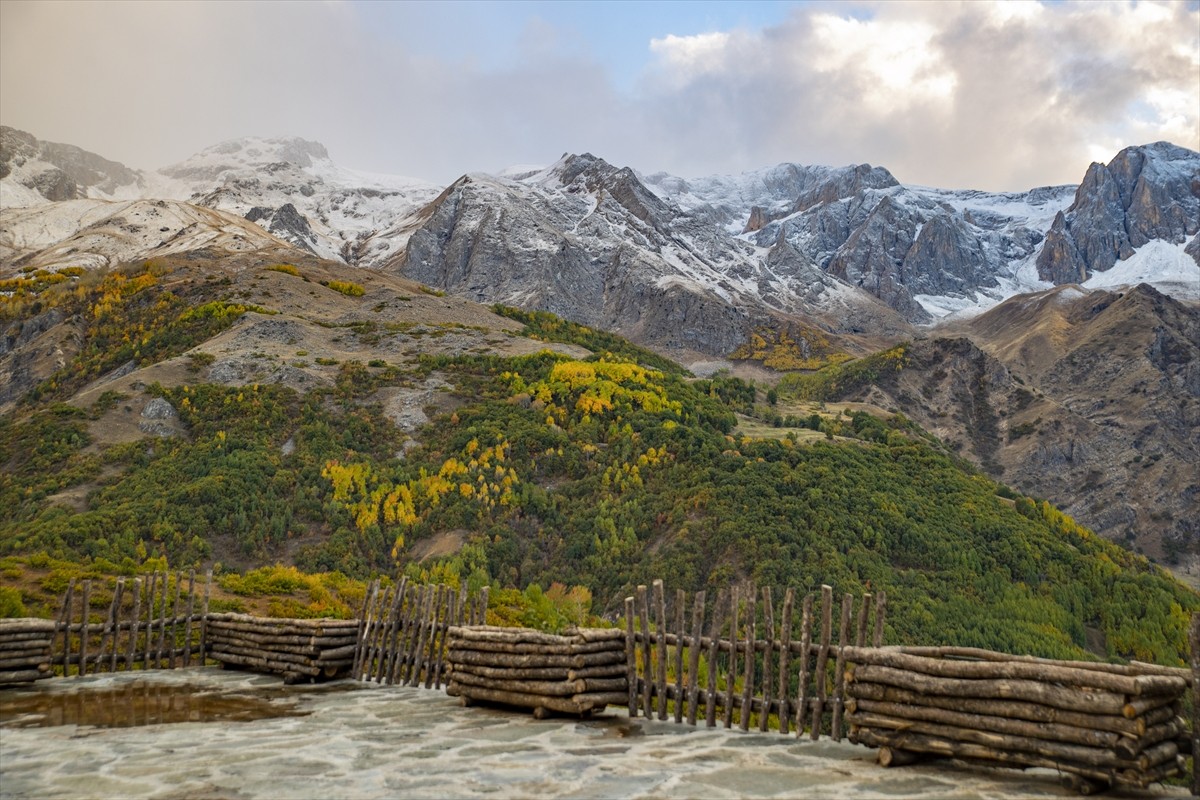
[636,0,1200,189]
[1,0,1196,191]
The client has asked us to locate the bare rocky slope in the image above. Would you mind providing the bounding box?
[840,284,1200,585]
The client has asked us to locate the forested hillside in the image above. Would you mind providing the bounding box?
[1,260,1196,666]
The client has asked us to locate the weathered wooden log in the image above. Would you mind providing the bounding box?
[855,592,872,649]
[854,728,1117,786]
[624,596,637,716]
[740,584,756,731]
[1192,612,1200,800]
[850,664,1130,715]
[674,588,686,724]
[872,591,886,647]
[316,643,359,662]
[777,587,794,734]
[126,577,142,672]
[846,680,1176,736]
[437,638,622,656]
[637,584,652,719]
[208,613,358,635]
[199,569,212,664]
[704,588,725,728]
[580,676,628,694]
[0,620,57,633]
[450,670,584,696]
[78,579,91,676]
[759,587,774,733]
[210,642,321,669]
[0,669,49,684]
[0,656,52,670]
[447,682,590,714]
[448,648,625,669]
[352,580,378,679]
[1112,718,1185,760]
[571,691,630,709]
[831,592,852,741]
[686,590,704,726]
[903,646,1188,681]
[207,634,333,658]
[654,579,668,721]
[57,579,75,674]
[847,697,1124,749]
[204,625,358,649]
[1123,693,1178,719]
[442,663,567,680]
[210,650,323,677]
[724,585,738,729]
[0,643,52,657]
[795,591,813,736]
[844,647,1185,697]
[811,584,833,740]
[850,712,1179,770]
[567,662,627,681]
[568,627,626,642]
[427,586,451,689]
[877,746,928,768]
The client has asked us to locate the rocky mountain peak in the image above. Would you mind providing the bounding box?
[0,125,142,204]
[1036,142,1200,283]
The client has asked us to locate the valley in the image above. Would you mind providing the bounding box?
[1,125,1198,666]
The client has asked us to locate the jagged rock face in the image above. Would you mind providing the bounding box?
[0,126,140,202]
[397,155,912,358]
[1036,142,1200,281]
[902,284,1200,575]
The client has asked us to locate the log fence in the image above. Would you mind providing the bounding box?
[621,579,886,740]
[6,570,1199,796]
[16,570,215,681]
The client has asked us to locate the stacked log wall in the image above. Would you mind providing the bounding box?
[446,626,628,717]
[843,645,1191,793]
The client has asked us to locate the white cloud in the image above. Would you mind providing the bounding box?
[1,0,1196,191]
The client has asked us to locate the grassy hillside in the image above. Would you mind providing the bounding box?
[2,261,1196,665]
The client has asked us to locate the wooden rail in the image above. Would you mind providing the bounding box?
[43,570,212,677]
[351,578,488,688]
[622,580,885,740]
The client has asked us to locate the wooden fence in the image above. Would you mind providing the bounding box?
[351,577,489,688]
[48,570,213,676]
[622,579,885,739]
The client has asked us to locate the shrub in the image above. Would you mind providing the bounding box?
[328,281,365,297]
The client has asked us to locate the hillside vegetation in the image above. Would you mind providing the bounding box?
[1,261,1196,666]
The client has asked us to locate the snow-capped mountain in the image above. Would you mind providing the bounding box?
[392,153,912,358]
[1,128,440,266]
[3,124,1197,360]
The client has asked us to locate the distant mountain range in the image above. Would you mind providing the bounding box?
[2,124,1198,581]
[3,126,1196,356]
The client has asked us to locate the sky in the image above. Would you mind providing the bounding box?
[1,0,1197,191]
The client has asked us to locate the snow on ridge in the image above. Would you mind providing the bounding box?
[1083,240,1200,299]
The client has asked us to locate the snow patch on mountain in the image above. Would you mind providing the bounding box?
[1083,240,1200,299]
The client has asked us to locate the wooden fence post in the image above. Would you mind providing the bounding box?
[673,589,686,724]
[109,578,125,673]
[625,596,638,717]
[1190,612,1199,800]
[126,577,142,672]
[199,569,212,665]
[873,591,887,647]
[351,579,376,680]
[777,587,795,734]
[759,587,775,733]
[811,585,832,740]
[637,584,652,718]
[704,588,725,728]
[831,593,852,740]
[78,580,91,677]
[795,592,813,736]
[724,586,739,729]
[55,579,75,676]
[654,580,668,721]
[740,586,756,731]
[855,592,872,648]
[686,591,705,725]
[182,570,196,668]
